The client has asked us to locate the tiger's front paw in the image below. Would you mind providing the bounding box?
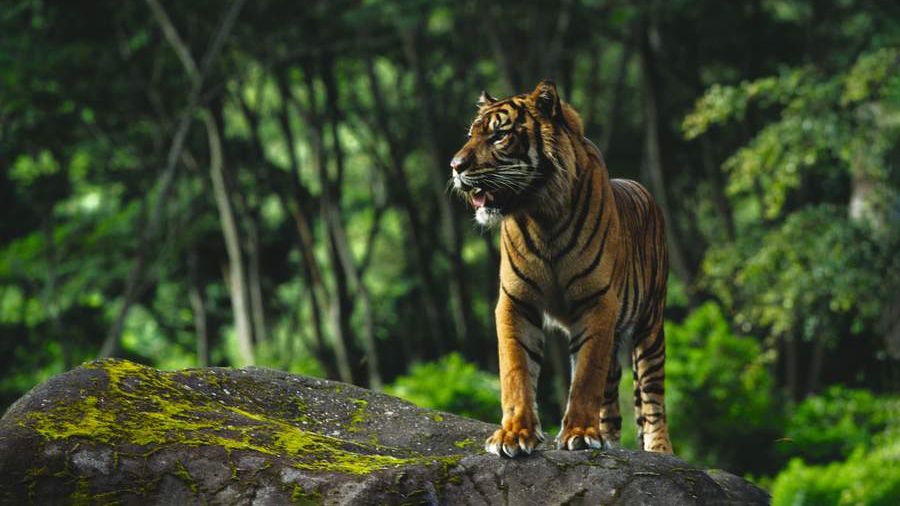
[556,425,603,451]
[484,427,545,458]
[484,412,545,458]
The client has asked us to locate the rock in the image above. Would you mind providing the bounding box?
[0,359,769,505]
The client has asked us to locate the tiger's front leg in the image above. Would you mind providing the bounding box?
[558,293,618,450]
[485,290,545,458]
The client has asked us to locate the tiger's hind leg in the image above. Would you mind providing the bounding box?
[597,341,623,448]
[632,321,672,453]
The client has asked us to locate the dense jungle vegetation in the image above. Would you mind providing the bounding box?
[2,1,899,502]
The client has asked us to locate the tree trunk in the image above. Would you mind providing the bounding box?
[203,107,255,366]
[701,137,736,241]
[403,27,475,349]
[785,334,798,405]
[273,71,338,378]
[362,50,446,354]
[301,64,355,384]
[600,42,632,153]
[321,58,383,389]
[481,6,519,92]
[244,209,268,348]
[806,335,826,397]
[187,249,210,367]
[849,150,883,230]
[639,16,696,297]
[582,48,604,130]
[99,123,184,358]
[541,0,574,80]
[109,0,247,360]
[223,97,270,349]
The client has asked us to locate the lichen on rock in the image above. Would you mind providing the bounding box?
[0,359,769,505]
[22,360,446,476]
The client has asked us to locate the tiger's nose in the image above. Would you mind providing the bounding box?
[450,155,469,173]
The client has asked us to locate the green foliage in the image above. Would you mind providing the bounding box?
[780,386,900,464]
[686,49,900,220]
[386,353,500,423]
[1,3,898,498]
[665,302,782,474]
[703,206,896,343]
[771,434,900,506]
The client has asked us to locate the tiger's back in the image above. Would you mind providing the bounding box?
[601,178,670,451]
[610,178,667,339]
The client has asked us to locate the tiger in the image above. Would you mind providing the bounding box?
[450,80,673,457]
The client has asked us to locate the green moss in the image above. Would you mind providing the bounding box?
[70,476,92,506]
[19,359,462,478]
[453,437,475,449]
[293,399,313,425]
[291,485,323,505]
[23,466,48,502]
[348,399,369,433]
[430,413,444,422]
[173,461,197,493]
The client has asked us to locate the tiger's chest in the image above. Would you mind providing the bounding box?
[500,216,622,326]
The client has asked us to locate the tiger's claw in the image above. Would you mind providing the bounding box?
[485,427,542,458]
[557,426,603,451]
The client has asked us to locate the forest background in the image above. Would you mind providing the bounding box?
[2,1,899,503]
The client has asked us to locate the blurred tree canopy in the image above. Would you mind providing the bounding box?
[2,0,899,497]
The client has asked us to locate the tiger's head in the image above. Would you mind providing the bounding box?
[450,80,583,228]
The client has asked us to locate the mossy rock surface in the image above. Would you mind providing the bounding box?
[0,359,768,505]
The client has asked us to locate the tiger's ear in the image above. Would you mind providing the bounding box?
[531,80,560,119]
[477,90,497,107]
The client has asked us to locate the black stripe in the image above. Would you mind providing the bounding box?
[569,282,613,321]
[569,328,586,344]
[504,237,543,294]
[635,334,665,363]
[516,336,544,365]
[501,284,542,328]
[568,329,589,355]
[632,316,656,346]
[578,189,607,255]
[551,171,589,240]
[565,218,612,290]
[600,417,623,429]
[639,360,665,382]
[513,109,527,127]
[640,374,664,385]
[641,384,664,395]
[635,344,664,366]
[514,216,550,263]
[553,172,594,262]
[526,109,555,179]
[627,260,641,321]
[619,272,631,321]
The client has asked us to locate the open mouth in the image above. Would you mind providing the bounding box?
[470,188,494,209]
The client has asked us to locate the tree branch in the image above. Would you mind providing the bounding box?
[99,0,247,358]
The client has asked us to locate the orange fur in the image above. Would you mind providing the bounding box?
[452,81,672,457]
